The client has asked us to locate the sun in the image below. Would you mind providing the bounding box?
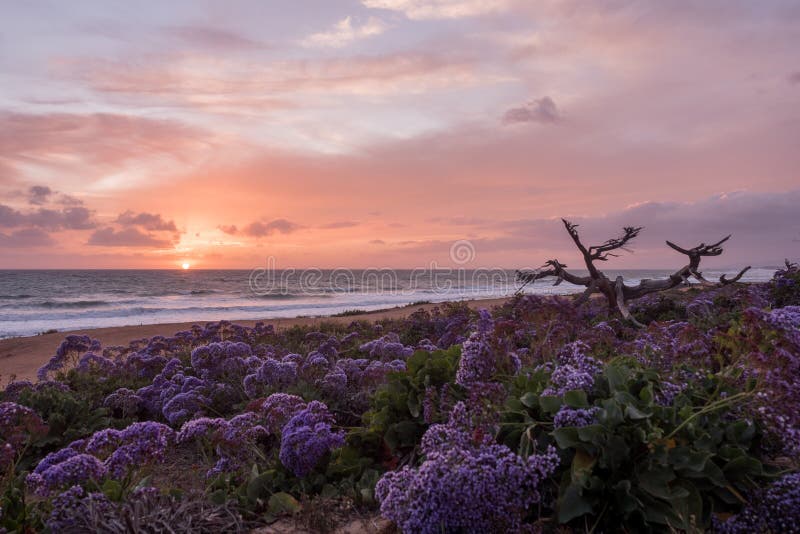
[181,262,191,270]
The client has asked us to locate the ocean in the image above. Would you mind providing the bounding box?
[0,267,776,338]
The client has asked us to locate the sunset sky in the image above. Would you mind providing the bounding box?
[1,0,798,269]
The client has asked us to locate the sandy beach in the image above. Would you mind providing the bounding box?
[0,297,511,383]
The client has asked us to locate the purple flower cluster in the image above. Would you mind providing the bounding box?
[456,309,521,389]
[190,341,252,380]
[177,413,268,478]
[46,485,111,533]
[37,335,101,380]
[553,406,601,428]
[540,341,603,397]
[27,422,174,494]
[0,401,47,472]
[102,387,143,417]
[715,472,800,533]
[27,452,106,496]
[623,321,712,371]
[84,421,175,477]
[75,352,117,376]
[133,359,227,425]
[737,306,800,454]
[279,401,345,477]
[359,333,414,360]
[243,357,298,398]
[258,393,307,432]
[376,402,559,533]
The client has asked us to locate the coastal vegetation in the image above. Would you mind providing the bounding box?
[1,263,799,532]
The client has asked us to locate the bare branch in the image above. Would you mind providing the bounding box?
[517,220,748,326]
[720,266,751,285]
[615,276,645,328]
[588,226,643,261]
[573,279,598,306]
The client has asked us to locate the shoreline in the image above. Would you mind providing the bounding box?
[0,296,512,383]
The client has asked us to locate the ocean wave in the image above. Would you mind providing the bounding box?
[40,300,112,309]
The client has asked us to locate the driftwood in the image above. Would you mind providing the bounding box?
[516,219,750,326]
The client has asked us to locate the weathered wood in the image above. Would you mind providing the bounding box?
[515,219,749,326]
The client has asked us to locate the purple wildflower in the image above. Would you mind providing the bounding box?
[553,406,601,428]
[279,401,345,477]
[376,401,559,533]
[37,335,101,380]
[540,341,602,397]
[27,453,106,496]
[46,485,111,533]
[715,472,800,533]
[359,333,414,360]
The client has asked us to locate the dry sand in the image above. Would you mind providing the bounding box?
[0,297,511,383]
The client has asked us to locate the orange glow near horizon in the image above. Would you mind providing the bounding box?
[0,3,798,269]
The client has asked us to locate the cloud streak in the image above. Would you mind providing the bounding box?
[301,16,387,48]
[87,227,174,248]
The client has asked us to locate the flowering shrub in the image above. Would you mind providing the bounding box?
[770,260,800,307]
[0,402,47,477]
[4,278,799,532]
[376,402,559,533]
[37,335,101,381]
[279,401,345,477]
[177,413,268,478]
[715,471,800,533]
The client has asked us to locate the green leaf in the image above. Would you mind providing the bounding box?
[558,483,593,523]
[576,425,604,444]
[639,468,676,500]
[571,449,596,483]
[723,456,762,479]
[552,427,581,449]
[639,383,654,405]
[268,492,301,516]
[101,479,122,501]
[246,472,275,502]
[624,404,651,420]
[407,395,420,418]
[605,364,627,391]
[520,392,539,409]
[539,395,563,414]
[599,398,623,426]
[564,389,589,408]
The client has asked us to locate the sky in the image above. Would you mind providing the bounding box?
[0,0,798,270]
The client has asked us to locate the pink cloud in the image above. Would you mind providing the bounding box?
[87,227,174,248]
[0,228,55,248]
[0,204,95,231]
[241,219,301,237]
[116,211,178,232]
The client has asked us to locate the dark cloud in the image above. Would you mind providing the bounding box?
[321,220,359,229]
[242,219,301,237]
[218,224,238,235]
[502,97,561,124]
[789,71,800,84]
[58,194,84,206]
[368,239,386,245]
[28,185,52,205]
[116,210,178,232]
[0,204,95,230]
[87,227,173,248]
[0,228,55,248]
